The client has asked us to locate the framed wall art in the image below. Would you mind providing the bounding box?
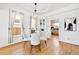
[64,17,77,31]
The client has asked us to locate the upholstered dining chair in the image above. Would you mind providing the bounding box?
[30,31,41,53]
[40,30,47,46]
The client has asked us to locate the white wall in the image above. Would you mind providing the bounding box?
[0,9,9,47]
[23,12,31,40]
[46,4,79,45]
[46,18,51,38]
[59,9,79,45]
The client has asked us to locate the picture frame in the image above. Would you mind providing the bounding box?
[64,17,77,31]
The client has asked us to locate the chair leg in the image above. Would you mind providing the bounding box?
[24,41,26,48]
[30,45,33,53]
[39,44,41,51]
[45,40,47,46]
[30,44,41,53]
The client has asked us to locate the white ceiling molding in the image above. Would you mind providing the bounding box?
[0,3,73,15]
[0,3,32,15]
[0,3,79,19]
[42,4,79,19]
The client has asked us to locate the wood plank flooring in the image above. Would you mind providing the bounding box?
[0,35,79,55]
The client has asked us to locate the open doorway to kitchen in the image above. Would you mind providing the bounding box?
[51,20,59,42]
[51,20,59,35]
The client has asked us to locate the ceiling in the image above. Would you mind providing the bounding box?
[0,3,74,15]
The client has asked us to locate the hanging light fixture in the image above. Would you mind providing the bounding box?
[31,3,38,31]
[33,3,38,18]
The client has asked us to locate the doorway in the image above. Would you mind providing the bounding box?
[51,20,59,35]
[51,20,59,42]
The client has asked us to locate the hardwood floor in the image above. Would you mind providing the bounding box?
[0,35,79,55]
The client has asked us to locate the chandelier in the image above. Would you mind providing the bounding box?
[33,3,38,18]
